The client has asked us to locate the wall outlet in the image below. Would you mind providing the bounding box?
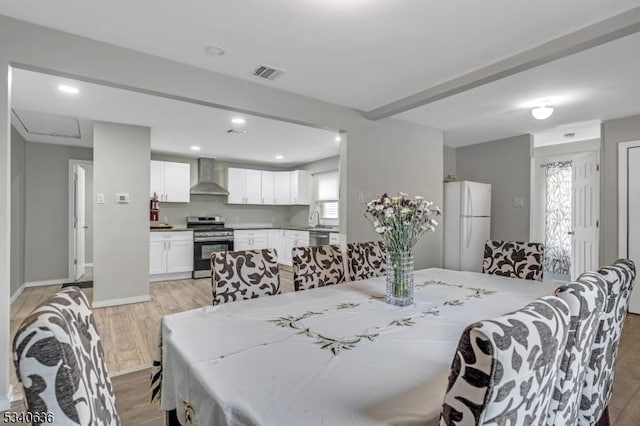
[97,193,105,204]
[513,198,525,208]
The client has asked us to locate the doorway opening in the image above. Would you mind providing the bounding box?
[531,126,601,281]
[68,160,94,288]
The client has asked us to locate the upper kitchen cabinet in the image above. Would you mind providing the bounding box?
[273,171,291,205]
[290,170,311,205]
[150,160,190,202]
[227,168,262,204]
[261,171,275,204]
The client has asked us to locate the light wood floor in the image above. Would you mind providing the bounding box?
[5,272,640,425]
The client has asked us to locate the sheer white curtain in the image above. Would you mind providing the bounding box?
[542,161,572,275]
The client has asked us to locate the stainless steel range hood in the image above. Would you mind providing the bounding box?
[190,158,229,196]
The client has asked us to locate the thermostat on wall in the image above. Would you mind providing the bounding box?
[116,193,130,204]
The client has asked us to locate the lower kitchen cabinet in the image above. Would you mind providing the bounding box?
[150,231,194,277]
[234,230,269,251]
[282,230,309,266]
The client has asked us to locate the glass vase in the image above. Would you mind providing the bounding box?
[386,250,415,306]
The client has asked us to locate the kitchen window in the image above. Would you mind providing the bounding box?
[314,170,339,224]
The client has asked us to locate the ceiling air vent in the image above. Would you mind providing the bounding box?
[226,128,247,135]
[252,64,286,81]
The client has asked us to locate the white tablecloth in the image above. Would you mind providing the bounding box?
[159,268,558,426]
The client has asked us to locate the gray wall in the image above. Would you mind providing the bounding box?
[0,16,444,397]
[444,145,456,177]
[601,114,640,264]
[10,127,26,297]
[24,142,93,282]
[456,134,532,242]
[93,122,150,305]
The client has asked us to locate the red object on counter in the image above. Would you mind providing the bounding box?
[150,193,159,221]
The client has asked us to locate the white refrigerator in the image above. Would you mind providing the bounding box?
[443,181,492,272]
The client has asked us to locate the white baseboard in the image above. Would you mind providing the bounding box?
[150,272,192,283]
[10,283,26,305]
[24,278,69,288]
[92,294,151,308]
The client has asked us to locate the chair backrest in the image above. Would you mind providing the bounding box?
[211,248,281,305]
[440,295,570,426]
[482,240,545,281]
[13,287,120,426]
[346,241,386,281]
[579,259,636,425]
[292,244,345,291]
[547,273,607,426]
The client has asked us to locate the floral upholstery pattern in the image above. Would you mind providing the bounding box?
[293,244,345,291]
[13,287,120,426]
[579,259,636,425]
[482,240,545,281]
[211,249,281,305]
[547,273,607,425]
[440,296,570,426]
[346,241,386,281]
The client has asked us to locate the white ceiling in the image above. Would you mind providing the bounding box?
[397,32,640,147]
[10,69,340,166]
[3,1,640,148]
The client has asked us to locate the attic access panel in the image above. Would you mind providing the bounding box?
[13,109,81,138]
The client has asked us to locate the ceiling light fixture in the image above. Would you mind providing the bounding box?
[58,85,79,94]
[205,45,225,57]
[190,146,201,151]
[335,135,341,142]
[531,105,554,120]
[231,117,246,125]
[275,154,284,160]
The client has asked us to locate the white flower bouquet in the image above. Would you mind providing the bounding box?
[365,192,441,252]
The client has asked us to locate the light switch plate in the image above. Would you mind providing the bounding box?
[97,193,105,204]
[513,198,525,208]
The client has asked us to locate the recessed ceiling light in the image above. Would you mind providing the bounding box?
[205,45,225,57]
[58,85,79,94]
[275,155,284,160]
[190,146,201,151]
[531,106,554,120]
[335,135,341,142]
[231,117,246,125]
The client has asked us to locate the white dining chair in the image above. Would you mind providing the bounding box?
[292,244,345,291]
[346,241,386,281]
[482,240,545,281]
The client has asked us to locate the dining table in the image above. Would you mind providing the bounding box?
[155,268,560,426]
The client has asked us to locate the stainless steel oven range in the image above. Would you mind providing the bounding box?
[187,216,234,278]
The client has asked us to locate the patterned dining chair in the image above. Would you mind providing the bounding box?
[13,287,120,426]
[292,244,345,291]
[482,240,545,281]
[579,259,636,426]
[547,273,607,426]
[440,295,570,426]
[346,241,386,281]
[211,248,281,305]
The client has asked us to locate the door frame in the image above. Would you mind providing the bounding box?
[67,159,94,281]
[618,140,640,258]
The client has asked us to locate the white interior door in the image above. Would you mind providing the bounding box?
[74,165,86,280]
[571,152,599,279]
[627,146,640,312]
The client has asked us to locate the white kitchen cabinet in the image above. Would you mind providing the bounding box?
[267,229,285,261]
[261,171,275,204]
[227,168,263,204]
[290,170,311,205]
[150,160,190,203]
[150,231,194,277]
[273,172,291,205]
[282,230,310,266]
[234,230,269,251]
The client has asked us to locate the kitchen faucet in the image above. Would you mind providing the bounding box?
[310,209,320,227]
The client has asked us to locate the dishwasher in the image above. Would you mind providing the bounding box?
[309,230,330,246]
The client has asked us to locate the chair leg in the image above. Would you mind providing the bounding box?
[166,409,180,426]
[597,406,611,426]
